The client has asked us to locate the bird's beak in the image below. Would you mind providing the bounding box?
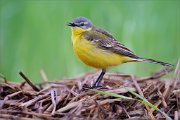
[67,22,76,27]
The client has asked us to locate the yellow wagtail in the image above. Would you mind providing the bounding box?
[68,17,173,88]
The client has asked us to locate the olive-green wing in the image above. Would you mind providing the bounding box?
[83,27,139,59]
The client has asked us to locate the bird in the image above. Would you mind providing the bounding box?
[67,16,173,88]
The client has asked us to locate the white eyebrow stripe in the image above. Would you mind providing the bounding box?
[80,22,88,25]
[84,22,88,24]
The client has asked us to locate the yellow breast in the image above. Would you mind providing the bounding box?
[71,27,133,69]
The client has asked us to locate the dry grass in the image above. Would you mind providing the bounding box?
[0,60,179,120]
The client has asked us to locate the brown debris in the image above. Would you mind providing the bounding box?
[0,61,180,120]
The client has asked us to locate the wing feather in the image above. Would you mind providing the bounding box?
[82,27,139,59]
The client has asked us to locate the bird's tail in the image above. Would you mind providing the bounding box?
[137,58,173,67]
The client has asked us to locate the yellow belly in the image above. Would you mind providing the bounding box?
[72,35,134,69]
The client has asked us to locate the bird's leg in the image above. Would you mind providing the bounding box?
[92,69,106,88]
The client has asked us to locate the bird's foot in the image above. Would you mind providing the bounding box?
[82,84,91,90]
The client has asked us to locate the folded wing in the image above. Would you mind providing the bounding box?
[83,27,140,60]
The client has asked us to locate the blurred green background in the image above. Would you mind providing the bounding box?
[0,0,179,82]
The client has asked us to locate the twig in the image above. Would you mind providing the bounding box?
[19,72,40,92]
[130,75,155,120]
[157,89,167,108]
[0,109,55,119]
[50,89,58,115]
[0,91,22,107]
[123,107,131,118]
[40,70,49,82]
[137,66,173,82]
[0,64,177,119]
[106,87,136,94]
[0,114,32,120]
[0,73,7,83]
[84,98,122,110]
[165,59,180,99]
[174,111,179,120]
[131,75,144,97]
[56,98,86,113]
[20,81,26,89]
[63,85,77,105]
[149,60,180,115]
[20,93,50,107]
[149,83,170,113]
[94,100,107,119]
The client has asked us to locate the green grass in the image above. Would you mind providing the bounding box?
[92,88,172,120]
[91,89,133,100]
[0,0,180,82]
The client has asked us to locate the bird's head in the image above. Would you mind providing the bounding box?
[68,17,92,29]
[68,17,93,32]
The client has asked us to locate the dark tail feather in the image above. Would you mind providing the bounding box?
[138,58,173,67]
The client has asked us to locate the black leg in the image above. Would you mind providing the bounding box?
[92,69,106,88]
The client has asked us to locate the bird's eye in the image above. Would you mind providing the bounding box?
[80,23,84,26]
